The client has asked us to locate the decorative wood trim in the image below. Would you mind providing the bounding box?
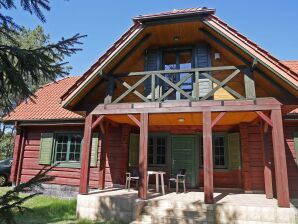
[138,113,148,199]
[255,111,273,127]
[203,111,214,204]
[79,114,93,194]
[16,129,26,186]
[211,112,226,128]
[92,115,105,130]
[127,114,141,127]
[271,109,290,207]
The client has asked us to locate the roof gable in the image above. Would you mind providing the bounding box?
[61,8,298,108]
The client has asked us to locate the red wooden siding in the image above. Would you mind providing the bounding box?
[284,123,298,198]
[18,125,130,189]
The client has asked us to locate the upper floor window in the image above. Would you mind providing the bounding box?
[163,50,193,100]
[54,133,83,163]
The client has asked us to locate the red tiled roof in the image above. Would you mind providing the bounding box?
[282,61,298,74]
[3,76,83,122]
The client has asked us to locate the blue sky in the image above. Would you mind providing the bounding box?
[8,0,298,76]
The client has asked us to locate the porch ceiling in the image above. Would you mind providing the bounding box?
[105,111,258,126]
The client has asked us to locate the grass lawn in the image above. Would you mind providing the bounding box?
[0,187,124,224]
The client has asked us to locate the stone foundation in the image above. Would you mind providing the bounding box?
[76,189,296,224]
[36,184,79,198]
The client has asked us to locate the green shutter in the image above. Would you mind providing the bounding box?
[129,133,139,167]
[194,44,212,98]
[39,132,54,165]
[90,132,99,167]
[294,132,298,166]
[228,132,241,169]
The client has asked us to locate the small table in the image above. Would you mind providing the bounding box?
[147,171,166,195]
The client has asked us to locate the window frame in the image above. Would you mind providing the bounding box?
[148,133,168,166]
[199,133,229,169]
[53,132,83,167]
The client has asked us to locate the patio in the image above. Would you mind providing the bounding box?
[76,187,297,223]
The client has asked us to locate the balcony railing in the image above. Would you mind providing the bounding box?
[107,65,255,104]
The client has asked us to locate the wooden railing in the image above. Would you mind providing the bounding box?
[106,65,255,104]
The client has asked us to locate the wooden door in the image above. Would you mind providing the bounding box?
[171,135,196,187]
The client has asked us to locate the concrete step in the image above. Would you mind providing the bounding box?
[135,214,211,224]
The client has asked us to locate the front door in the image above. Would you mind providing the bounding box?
[171,135,196,187]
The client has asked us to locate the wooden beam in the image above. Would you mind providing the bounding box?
[211,112,226,128]
[203,111,213,204]
[92,115,105,130]
[255,111,273,127]
[91,98,281,115]
[260,122,273,199]
[104,78,115,104]
[271,109,290,207]
[99,123,110,190]
[244,67,256,99]
[127,114,140,127]
[79,114,93,194]
[10,126,23,185]
[138,113,148,199]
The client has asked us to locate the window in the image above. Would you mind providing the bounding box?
[199,134,228,169]
[54,133,83,163]
[163,50,193,100]
[148,135,167,165]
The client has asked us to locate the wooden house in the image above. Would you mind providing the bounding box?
[4,8,298,211]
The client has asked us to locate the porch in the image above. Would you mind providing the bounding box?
[76,188,296,223]
[79,97,291,208]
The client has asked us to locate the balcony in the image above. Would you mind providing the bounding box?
[105,65,255,104]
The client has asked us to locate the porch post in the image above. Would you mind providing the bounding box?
[10,126,23,186]
[260,122,273,199]
[271,109,290,207]
[203,111,214,204]
[138,113,148,199]
[79,114,93,195]
[99,123,109,190]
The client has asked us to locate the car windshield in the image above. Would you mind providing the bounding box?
[0,158,12,166]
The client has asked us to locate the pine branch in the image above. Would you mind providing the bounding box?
[0,164,58,224]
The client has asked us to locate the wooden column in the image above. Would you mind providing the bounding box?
[10,126,23,185]
[239,123,252,192]
[243,67,256,99]
[16,129,26,186]
[138,113,148,199]
[260,122,273,199]
[79,114,93,195]
[203,111,213,204]
[271,109,290,207]
[99,123,109,190]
